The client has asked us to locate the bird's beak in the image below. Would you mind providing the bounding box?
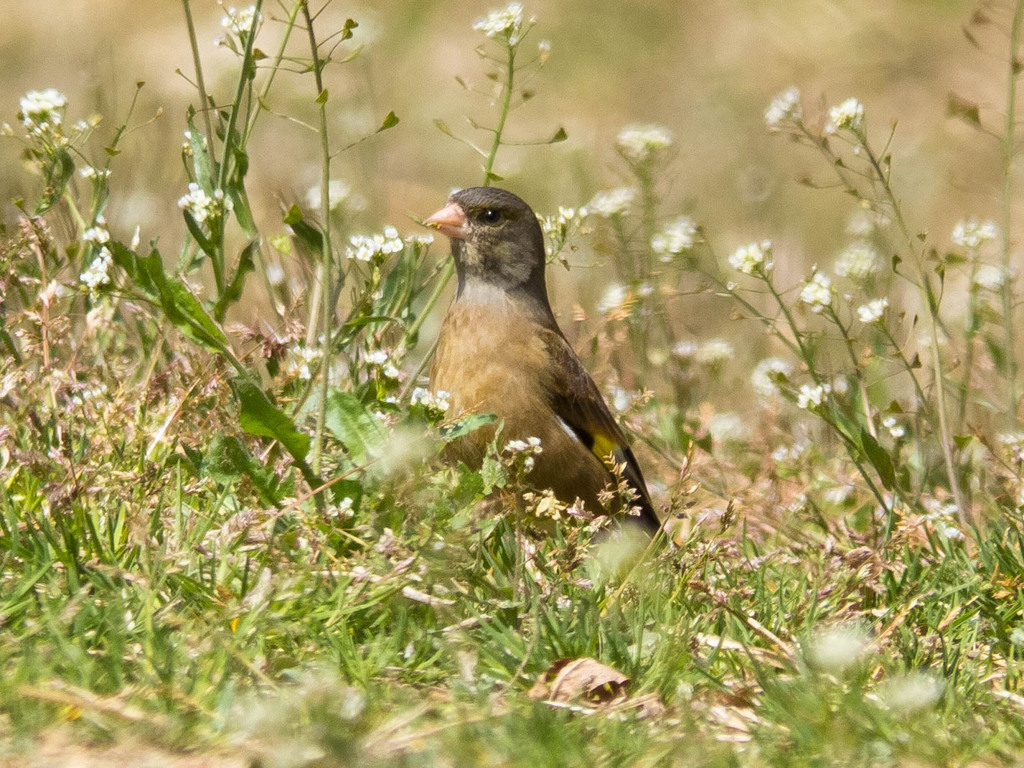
[423,201,469,240]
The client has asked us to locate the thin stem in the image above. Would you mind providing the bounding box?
[302,0,333,477]
[482,43,517,185]
[1002,0,1024,428]
[181,0,216,173]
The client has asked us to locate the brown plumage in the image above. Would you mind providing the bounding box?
[424,186,660,535]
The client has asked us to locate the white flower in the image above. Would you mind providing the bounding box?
[857,298,888,324]
[694,339,734,368]
[616,123,674,164]
[178,183,232,223]
[80,247,113,292]
[826,97,865,134]
[19,88,67,134]
[588,187,636,218]
[597,283,629,315]
[882,415,905,439]
[220,5,261,37]
[79,166,111,181]
[799,270,832,313]
[651,216,698,259]
[504,435,542,470]
[952,218,998,249]
[284,344,321,380]
[346,226,404,262]
[82,226,110,245]
[751,357,793,400]
[834,242,880,280]
[764,87,802,131]
[671,341,698,360]
[728,240,773,276]
[973,264,1007,291]
[807,623,870,673]
[365,350,389,366]
[305,179,351,211]
[708,412,749,444]
[998,432,1024,463]
[411,387,451,415]
[473,3,533,44]
[797,382,831,410]
[878,672,945,714]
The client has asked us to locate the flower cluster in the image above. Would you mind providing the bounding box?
[284,344,321,380]
[751,357,793,400]
[856,297,888,324]
[346,226,404,262]
[826,97,865,134]
[799,270,833,313]
[728,240,773,276]
[80,247,113,293]
[410,387,451,419]
[764,87,802,132]
[540,206,588,259]
[882,415,905,439]
[19,88,67,137]
[952,218,998,249]
[503,435,543,471]
[797,382,832,410]
[365,349,401,381]
[973,264,1007,291]
[588,187,635,218]
[997,432,1024,464]
[651,216,698,260]
[178,183,233,224]
[473,3,533,45]
[834,242,880,281]
[597,283,630,316]
[82,221,110,245]
[218,5,262,45]
[616,123,673,165]
[79,166,111,181]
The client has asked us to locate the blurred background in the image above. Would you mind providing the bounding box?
[0,0,1013,378]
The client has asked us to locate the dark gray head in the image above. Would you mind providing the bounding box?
[423,187,549,305]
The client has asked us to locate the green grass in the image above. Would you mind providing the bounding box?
[2,2,1024,765]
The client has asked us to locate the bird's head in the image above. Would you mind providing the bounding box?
[423,187,548,300]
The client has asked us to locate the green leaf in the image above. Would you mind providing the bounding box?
[947,92,981,128]
[232,379,310,462]
[316,89,329,104]
[182,208,216,257]
[378,110,400,131]
[860,428,896,490]
[186,116,212,189]
[953,434,974,451]
[34,148,75,216]
[548,126,568,143]
[440,413,496,442]
[214,240,257,321]
[325,391,389,466]
[283,205,325,256]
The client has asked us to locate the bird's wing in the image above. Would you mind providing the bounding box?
[538,326,661,533]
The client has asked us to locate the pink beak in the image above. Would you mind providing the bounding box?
[423,201,469,240]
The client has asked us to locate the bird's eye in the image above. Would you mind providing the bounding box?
[478,208,501,224]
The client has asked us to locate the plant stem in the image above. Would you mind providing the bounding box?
[181,0,216,173]
[1002,0,1024,429]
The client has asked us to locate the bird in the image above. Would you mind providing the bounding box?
[422,186,661,536]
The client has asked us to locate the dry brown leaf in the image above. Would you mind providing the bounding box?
[529,657,629,704]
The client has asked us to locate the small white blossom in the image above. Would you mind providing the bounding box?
[764,87,802,131]
[597,283,629,315]
[857,298,889,324]
[671,341,698,360]
[797,382,832,410]
[346,226,404,262]
[834,242,880,280]
[284,344,321,380]
[220,5,262,38]
[694,339,734,368]
[305,179,351,212]
[728,240,773,276]
[178,183,232,224]
[407,233,434,246]
[807,623,870,673]
[411,387,451,415]
[503,435,543,471]
[973,264,1007,291]
[952,218,998,249]
[651,216,698,259]
[79,166,111,181]
[616,123,674,164]
[826,97,865,134]
[799,270,832,313]
[82,226,110,245]
[751,357,793,400]
[998,432,1024,464]
[882,415,905,439]
[708,412,749,444]
[473,3,533,45]
[588,187,636,218]
[19,88,68,134]
[878,672,945,714]
[80,247,113,292]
